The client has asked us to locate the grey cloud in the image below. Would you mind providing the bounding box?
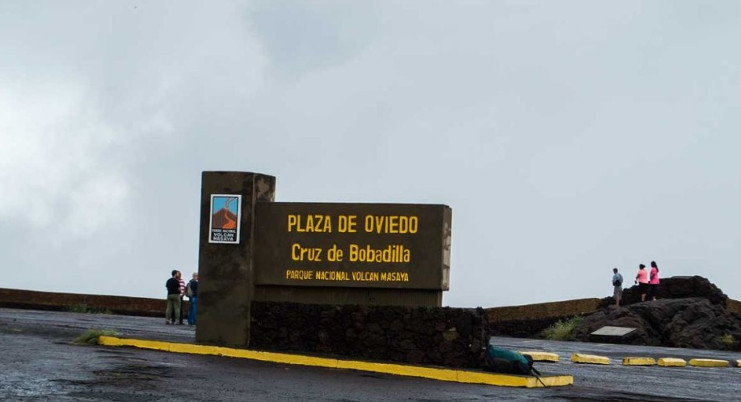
[1,1,740,307]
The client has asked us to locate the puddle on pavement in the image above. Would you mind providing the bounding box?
[0,377,66,398]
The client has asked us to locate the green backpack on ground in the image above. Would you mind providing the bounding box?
[483,345,540,376]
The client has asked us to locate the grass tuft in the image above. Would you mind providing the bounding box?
[542,316,583,341]
[73,329,119,345]
[67,304,113,314]
[720,333,736,350]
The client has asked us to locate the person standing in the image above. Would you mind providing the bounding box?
[177,271,186,325]
[611,268,623,306]
[648,261,660,300]
[635,264,648,302]
[165,270,181,325]
[187,273,199,326]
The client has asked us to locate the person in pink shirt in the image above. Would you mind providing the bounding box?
[635,264,648,302]
[648,261,660,301]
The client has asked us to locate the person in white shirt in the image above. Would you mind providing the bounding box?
[612,268,623,306]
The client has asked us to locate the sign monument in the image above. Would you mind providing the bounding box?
[197,171,451,347]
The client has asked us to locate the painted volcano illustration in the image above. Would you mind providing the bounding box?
[212,208,237,229]
[211,197,238,229]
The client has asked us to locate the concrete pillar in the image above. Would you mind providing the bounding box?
[195,171,275,347]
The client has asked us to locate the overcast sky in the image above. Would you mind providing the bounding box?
[2,1,740,307]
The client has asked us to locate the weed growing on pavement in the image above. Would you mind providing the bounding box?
[67,304,113,314]
[73,329,119,345]
[542,316,582,341]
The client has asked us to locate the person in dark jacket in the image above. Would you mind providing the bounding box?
[187,273,199,325]
[165,270,181,325]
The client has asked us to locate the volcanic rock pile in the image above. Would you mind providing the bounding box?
[575,276,741,350]
[605,275,728,307]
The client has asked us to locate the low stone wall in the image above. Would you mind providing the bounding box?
[485,298,602,338]
[0,288,186,318]
[727,299,741,313]
[486,298,602,322]
[488,317,565,338]
[250,302,489,369]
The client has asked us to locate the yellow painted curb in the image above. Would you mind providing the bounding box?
[734,359,741,368]
[519,351,559,362]
[657,358,687,367]
[622,357,655,366]
[570,353,610,365]
[688,358,730,367]
[98,336,573,388]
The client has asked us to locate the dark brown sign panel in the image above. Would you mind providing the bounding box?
[254,203,451,290]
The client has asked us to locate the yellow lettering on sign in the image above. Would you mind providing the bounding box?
[291,243,323,261]
[315,271,349,281]
[337,215,357,233]
[287,215,298,232]
[285,269,314,280]
[327,244,344,261]
[380,272,409,282]
[363,215,418,234]
[351,271,379,281]
[287,214,332,232]
[348,244,411,263]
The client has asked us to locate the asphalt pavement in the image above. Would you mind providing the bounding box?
[2,307,740,401]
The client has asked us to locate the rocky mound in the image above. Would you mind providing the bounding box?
[578,276,741,351]
[600,275,728,307]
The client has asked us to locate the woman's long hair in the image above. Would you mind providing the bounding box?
[651,261,659,272]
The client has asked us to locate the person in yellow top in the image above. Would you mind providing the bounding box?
[635,264,648,302]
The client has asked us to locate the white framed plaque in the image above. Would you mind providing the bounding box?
[209,194,242,244]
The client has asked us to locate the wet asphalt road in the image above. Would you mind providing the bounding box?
[2,307,740,401]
